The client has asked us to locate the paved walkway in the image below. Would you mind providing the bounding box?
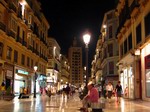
[0,93,150,112]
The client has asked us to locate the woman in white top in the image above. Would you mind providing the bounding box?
[106,82,113,103]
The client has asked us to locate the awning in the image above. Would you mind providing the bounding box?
[117,53,134,66]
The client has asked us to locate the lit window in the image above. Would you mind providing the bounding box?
[6,46,12,60]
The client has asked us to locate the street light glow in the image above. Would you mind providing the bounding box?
[103,24,107,28]
[34,66,38,71]
[83,34,91,45]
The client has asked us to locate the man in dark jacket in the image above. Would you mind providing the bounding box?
[65,84,70,99]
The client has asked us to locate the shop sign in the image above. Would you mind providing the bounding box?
[16,69,28,75]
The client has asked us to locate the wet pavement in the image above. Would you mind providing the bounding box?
[0,93,150,112]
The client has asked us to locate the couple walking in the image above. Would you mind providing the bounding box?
[106,81,122,103]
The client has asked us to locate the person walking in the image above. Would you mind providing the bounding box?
[65,84,70,99]
[0,82,6,99]
[78,86,82,96]
[115,81,122,103]
[98,85,102,98]
[106,82,113,103]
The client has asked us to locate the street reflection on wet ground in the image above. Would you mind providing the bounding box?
[0,93,150,112]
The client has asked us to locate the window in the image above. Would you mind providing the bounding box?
[108,43,113,57]
[11,17,17,32]
[136,23,142,44]
[36,43,38,51]
[109,61,114,74]
[6,46,12,60]
[0,12,2,22]
[22,30,25,42]
[27,33,32,45]
[107,13,113,20]
[120,44,123,57]
[14,50,18,63]
[28,15,32,24]
[0,42,3,57]
[31,59,33,68]
[21,54,25,65]
[124,39,127,54]
[128,34,132,50]
[108,25,113,39]
[27,57,30,67]
[145,12,150,37]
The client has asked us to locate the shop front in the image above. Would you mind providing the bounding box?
[119,66,134,99]
[141,43,150,101]
[4,62,14,93]
[118,53,135,99]
[0,42,4,84]
[14,66,30,95]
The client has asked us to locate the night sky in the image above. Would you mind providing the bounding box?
[39,0,116,68]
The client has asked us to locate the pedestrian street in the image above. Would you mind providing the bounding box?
[0,93,150,112]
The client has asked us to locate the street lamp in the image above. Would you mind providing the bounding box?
[34,66,38,98]
[83,33,91,86]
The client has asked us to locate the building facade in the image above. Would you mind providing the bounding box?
[47,37,61,93]
[68,38,83,87]
[116,0,150,101]
[60,54,70,88]
[99,10,119,87]
[0,0,49,95]
[91,35,103,85]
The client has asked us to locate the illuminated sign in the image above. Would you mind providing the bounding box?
[16,69,28,75]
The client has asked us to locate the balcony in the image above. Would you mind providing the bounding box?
[0,21,6,32]
[28,45,33,51]
[22,41,27,47]
[28,24,34,31]
[9,3,17,13]
[7,30,16,39]
[16,36,22,44]
[116,2,130,35]
[129,0,140,14]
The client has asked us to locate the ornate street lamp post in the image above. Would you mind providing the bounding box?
[83,33,91,86]
[34,66,38,98]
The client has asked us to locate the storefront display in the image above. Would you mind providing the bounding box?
[14,67,29,95]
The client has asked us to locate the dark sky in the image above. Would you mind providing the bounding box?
[39,0,116,67]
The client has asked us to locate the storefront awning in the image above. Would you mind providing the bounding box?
[117,53,134,66]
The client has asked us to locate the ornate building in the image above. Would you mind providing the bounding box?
[0,0,49,94]
[47,37,61,92]
[116,0,150,101]
[91,10,119,87]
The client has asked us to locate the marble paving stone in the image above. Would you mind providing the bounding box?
[0,93,150,112]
